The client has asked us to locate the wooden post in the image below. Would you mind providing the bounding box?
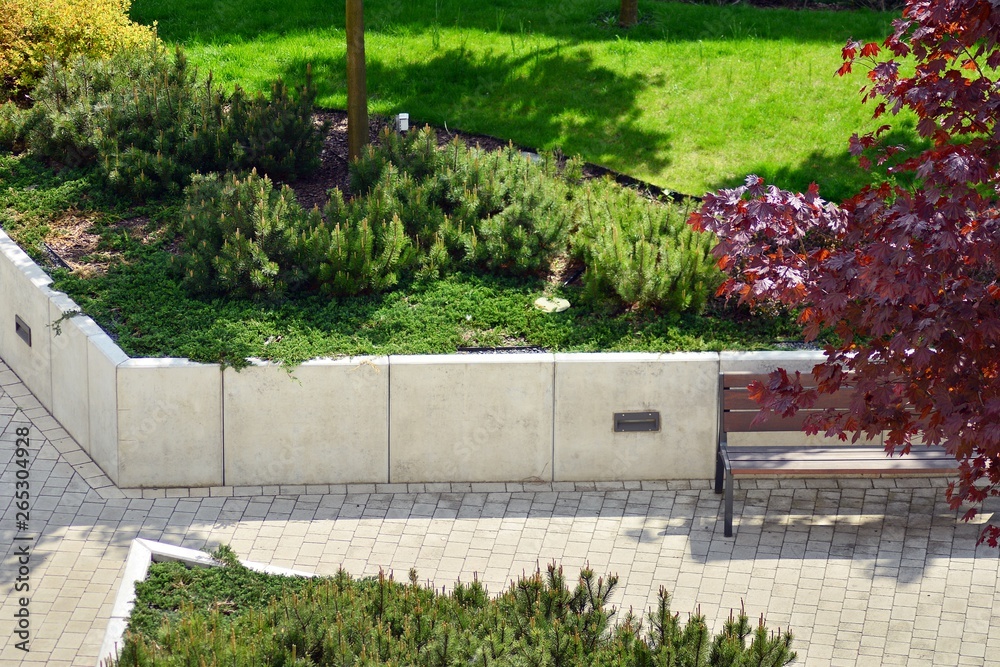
[619,0,638,28]
[346,0,368,161]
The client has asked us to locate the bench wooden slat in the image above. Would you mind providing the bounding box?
[721,373,773,389]
[730,459,956,474]
[723,410,823,432]
[728,446,953,463]
[726,446,955,471]
[723,392,855,411]
[726,444,955,461]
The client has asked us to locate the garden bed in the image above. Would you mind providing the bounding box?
[0,228,825,489]
[3,112,810,367]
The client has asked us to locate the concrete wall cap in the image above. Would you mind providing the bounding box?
[301,356,389,367]
[719,350,826,363]
[120,358,218,369]
[0,229,54,289]
[89,332,130,366]
[555,351,720,364]
[389,353,555,365]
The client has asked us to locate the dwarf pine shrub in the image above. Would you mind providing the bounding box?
[573,180,722,312]
[226,68,325,182]
[173,170,313,298]
[94,45,225,200]
[350,127,577,278]
[9,42,323,200]
[0,97,31,153]
[8,54,122,167]
[118,554,796,666]
[350,124,439,194]
[176,171,415,299]
[300,188,415,296]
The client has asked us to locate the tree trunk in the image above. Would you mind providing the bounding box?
[346,0,368,161]
[619,0,638,28]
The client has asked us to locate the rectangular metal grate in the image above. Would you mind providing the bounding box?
[614,411,660,432]
[14,315,31,347]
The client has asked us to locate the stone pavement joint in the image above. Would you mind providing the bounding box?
[0,358,998,666]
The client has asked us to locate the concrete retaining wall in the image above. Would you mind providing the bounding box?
[117,359,224,488]
[1,228,852,488]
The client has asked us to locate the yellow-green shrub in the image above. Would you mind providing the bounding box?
[0,0,155,98]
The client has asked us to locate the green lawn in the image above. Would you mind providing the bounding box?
[131,0,908,202]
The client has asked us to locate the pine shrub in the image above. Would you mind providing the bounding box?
[573,180,722,313]
[349,127,577,278]
[300,188,415,296]
[350,125,439,194]
[12,42,324,200]
[173,170,313,298]
[0,0,155,100]
[226,68,325,182]
[9,54,121,168]
[118,556,796,666]
[175,172,413,299]
[0,99,30,152]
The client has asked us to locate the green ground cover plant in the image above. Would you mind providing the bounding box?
[117,546,796,666]
[0,139,805,368]
[130,0,913,203]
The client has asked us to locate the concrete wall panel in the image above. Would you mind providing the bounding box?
[117,359,223,487]
[48,295,90,450]
[87,329,128,483]
[389,354,554,483]
[223,358,389,486]
[554,353,719,481]
[0,230,55,408]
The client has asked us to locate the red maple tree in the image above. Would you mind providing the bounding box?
[690,0,1000,544]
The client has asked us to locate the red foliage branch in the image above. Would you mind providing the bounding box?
[690,0,1000,545]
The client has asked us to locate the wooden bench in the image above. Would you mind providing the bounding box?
[715,371,956,537]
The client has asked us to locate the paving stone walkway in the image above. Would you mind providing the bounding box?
[1,358,999,666]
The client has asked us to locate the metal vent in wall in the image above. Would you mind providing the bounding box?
[14,315,31,347]
[613,411,660,432]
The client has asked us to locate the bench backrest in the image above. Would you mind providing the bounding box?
[720,372,853,434]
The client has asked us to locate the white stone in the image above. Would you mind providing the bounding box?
[534,297,570,313]
[389,354,554,483]
[553,352,719,481]
[223,357,389,486]
[117,359,223,487]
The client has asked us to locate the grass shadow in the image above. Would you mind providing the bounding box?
[706,126,931,204]
[282,46,672,177]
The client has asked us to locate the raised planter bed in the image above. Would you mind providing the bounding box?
[1,228,825,488]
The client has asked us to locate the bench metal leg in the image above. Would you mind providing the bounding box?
[715,450,724,494]
[724,468,734,537]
